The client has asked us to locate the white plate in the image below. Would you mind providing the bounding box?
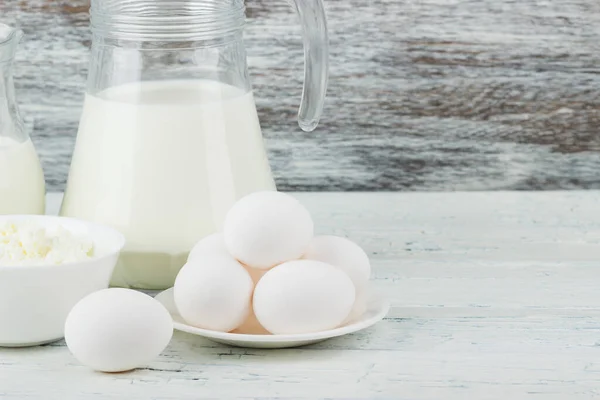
[155,288,390,349]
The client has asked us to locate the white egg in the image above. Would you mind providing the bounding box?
[223,191,314,269]
[253,260,355,334]
[65,288,173,373]
[174,255,253,332]
[187,233,229,262]
[303,235,371,291]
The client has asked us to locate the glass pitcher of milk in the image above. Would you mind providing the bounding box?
[60,0,329,289]
[0,25,46,215]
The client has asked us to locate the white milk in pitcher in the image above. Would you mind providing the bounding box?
[61,80,275,289]
[0,137,46,215]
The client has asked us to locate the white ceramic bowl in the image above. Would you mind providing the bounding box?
[0,215,125,347]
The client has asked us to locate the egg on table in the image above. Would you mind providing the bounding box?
[174,254,253,332]
[64,288,173,373]
[253,260,356,334]
[223,191,314,269]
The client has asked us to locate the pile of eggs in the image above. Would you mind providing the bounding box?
[175,191,372,335]
[64,191,372,373]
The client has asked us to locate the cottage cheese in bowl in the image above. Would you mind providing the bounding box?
[0,215,125,347]
[0,221,94,266]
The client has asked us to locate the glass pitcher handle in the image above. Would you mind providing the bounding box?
[287,0,329,132]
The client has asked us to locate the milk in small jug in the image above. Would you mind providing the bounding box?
[0,24,45,215]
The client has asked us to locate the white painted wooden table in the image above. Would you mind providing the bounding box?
[2,191,600,399]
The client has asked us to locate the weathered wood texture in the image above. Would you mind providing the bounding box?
[1,192,600,399]
[2,1,600,191]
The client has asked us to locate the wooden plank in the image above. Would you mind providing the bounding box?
[1,316,600,399]
[4,1,600,191]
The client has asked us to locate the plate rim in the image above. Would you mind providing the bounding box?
[155,288,390,343]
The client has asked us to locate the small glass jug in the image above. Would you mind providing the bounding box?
[0,24,46,215]
[61,0,329,289]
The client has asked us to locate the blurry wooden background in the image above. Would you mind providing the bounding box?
[2,0,600,191]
